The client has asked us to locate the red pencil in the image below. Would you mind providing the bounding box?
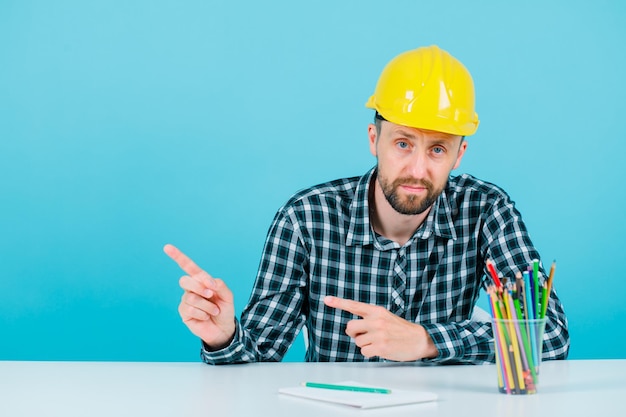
[486,259,503,288]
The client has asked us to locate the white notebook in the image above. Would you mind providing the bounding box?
[278,380,438,409]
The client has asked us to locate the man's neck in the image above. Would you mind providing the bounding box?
[369,177,431,246]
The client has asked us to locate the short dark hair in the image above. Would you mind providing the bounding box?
[374,111,386,136]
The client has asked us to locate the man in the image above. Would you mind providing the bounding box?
[165,45,570,364]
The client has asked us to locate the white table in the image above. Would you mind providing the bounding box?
[0,360,623,416]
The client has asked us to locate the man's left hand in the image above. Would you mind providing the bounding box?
[323,295,439,361]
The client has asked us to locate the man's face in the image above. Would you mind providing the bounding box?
[369,121,467,215]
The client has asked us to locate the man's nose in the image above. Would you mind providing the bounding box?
[405,151,428,178]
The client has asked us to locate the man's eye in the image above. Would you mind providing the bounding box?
[433,146,445,154]
[397,141,409,149]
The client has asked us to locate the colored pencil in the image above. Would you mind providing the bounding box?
[533,260,540,321]
[540,260,556,318]
[486,259,502,288]
[303,382,391,394]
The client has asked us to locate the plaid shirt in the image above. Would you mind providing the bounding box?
[201,167,569,364]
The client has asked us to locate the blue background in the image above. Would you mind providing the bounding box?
[1,0,624,362]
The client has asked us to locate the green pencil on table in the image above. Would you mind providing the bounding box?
[302,382,392,394]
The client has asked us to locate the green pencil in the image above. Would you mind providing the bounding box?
[540,260,556,318]
[533,259,540,320]
[303,382,392,394]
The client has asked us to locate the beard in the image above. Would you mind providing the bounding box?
[377,174,444,215]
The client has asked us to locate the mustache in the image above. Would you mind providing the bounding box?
[392,177,434,189]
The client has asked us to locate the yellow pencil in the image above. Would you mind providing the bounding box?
[505,293,526,392]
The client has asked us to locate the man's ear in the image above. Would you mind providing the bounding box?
[368,124,378,157]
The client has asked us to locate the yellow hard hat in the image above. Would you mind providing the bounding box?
[366,45,479,136]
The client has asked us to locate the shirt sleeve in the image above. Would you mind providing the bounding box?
[421,286,569,364]
[199,206,308,364]
[423,192,570,364]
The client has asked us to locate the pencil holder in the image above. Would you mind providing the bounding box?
[492,318,547,395]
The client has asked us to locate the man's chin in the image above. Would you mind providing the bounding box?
[391,201,431,216]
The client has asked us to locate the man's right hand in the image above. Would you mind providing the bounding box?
[164,244,236,350]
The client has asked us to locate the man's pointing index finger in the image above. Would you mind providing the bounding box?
[164,244,204,276]
[324,295,375,318]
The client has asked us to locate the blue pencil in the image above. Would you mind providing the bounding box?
[522,271,539,368]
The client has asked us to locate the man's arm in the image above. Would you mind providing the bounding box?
[420,284,569,364]
[480,195,570,362]
[199,206,309,364]
[428,191,569,364]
